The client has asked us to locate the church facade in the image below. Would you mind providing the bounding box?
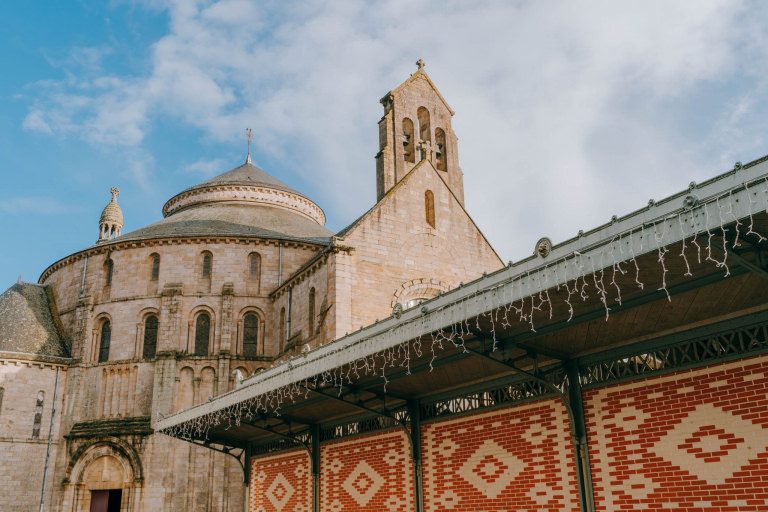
[0,66,502,511]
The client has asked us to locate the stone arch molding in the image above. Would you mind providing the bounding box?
[67,437,143,485]
[63,437,143,512]
[392,278,451,309]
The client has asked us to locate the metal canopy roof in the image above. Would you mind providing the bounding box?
[157,155,768,452]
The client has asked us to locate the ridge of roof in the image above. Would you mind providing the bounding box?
[336,160,503,267]
[387,69,455,115]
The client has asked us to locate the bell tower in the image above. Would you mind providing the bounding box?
[375,60,464,204]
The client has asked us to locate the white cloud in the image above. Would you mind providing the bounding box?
[183,157,231,177]
[20,0,768,261]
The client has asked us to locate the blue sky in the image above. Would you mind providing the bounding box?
[2,0,768,288]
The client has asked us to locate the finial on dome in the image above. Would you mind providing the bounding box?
[245,128,253,165]
[98,186,124,243]
[416,58,425,70]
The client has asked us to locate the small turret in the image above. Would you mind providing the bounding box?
[98,187,123,242]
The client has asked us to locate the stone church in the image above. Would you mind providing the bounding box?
[0,65,503,511]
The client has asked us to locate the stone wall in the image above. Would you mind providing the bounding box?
[332,162,502,337]
[42,239,323,360]
[0,358,67,512]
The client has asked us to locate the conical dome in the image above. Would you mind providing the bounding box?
[0,282,69,358]
[100,191,123,224]
[98,187,124,242]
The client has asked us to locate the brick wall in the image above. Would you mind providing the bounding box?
[422,399,579,511]
[585,355,768,511]
[320,430,413,512]
[250,449,311,512]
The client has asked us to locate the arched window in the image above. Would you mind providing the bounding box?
[417,107,431,144]
[425,190,435,228]
[194,313,211,355]
[308,288,316,337]
[402,118,415,163]
[243,313,259,357]
[249,253,261,281]
[435,128,447,171]
[32,391,44,439]
[143,315,158,359]
[98,320,111,363]
[202,252,212,279]
[150,254,160,281]
[105,259,114,287]
[279,307,286,345]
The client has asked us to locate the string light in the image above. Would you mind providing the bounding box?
[161,178,768,443]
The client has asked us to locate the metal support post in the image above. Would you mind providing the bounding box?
[408,400,424,512]
[311,423,321,512]
[565,360,595,512]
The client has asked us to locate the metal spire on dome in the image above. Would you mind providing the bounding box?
[245,128,253,165]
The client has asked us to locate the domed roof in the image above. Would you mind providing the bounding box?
[180,160,307,198]
[117,202,333,244]
[0,283,69,358]
[99,187,123,225]
[112,158,332,245]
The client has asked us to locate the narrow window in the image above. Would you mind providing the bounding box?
[308,288,316,336]
[0,387,4,416]
[202,252,212,279]
[105,259,114,287]
[249,253,261,281]
[32,391,44,439]
[151,255,160,281]
[143,315,158,359]
[425,190,435,228]
[435,128,447,171]
[279,307,286,345]
[243,313,259,357]
[98,320,111,363]
[194,313,211,355]
[417,107,431,144]
[402,118,415,163]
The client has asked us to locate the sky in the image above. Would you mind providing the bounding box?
[2,0,768,288]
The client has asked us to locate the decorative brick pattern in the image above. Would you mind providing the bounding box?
[320,430,413,511]
[250,450,311,512]
[422,400,579,512]
[585,355,768,511]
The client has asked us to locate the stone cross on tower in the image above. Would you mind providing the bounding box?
[416,58,425,70]
[110,187,119,201]
[417,139,432,162]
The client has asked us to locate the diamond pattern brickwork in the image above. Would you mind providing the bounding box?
[320,430,412,511]
[422,399,579,511]
[585,355,768,511]
[249,450,311,512]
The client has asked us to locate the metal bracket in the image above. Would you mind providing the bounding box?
[189,439,248,483]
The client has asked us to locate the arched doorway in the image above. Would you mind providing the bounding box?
[63,439,143,512]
